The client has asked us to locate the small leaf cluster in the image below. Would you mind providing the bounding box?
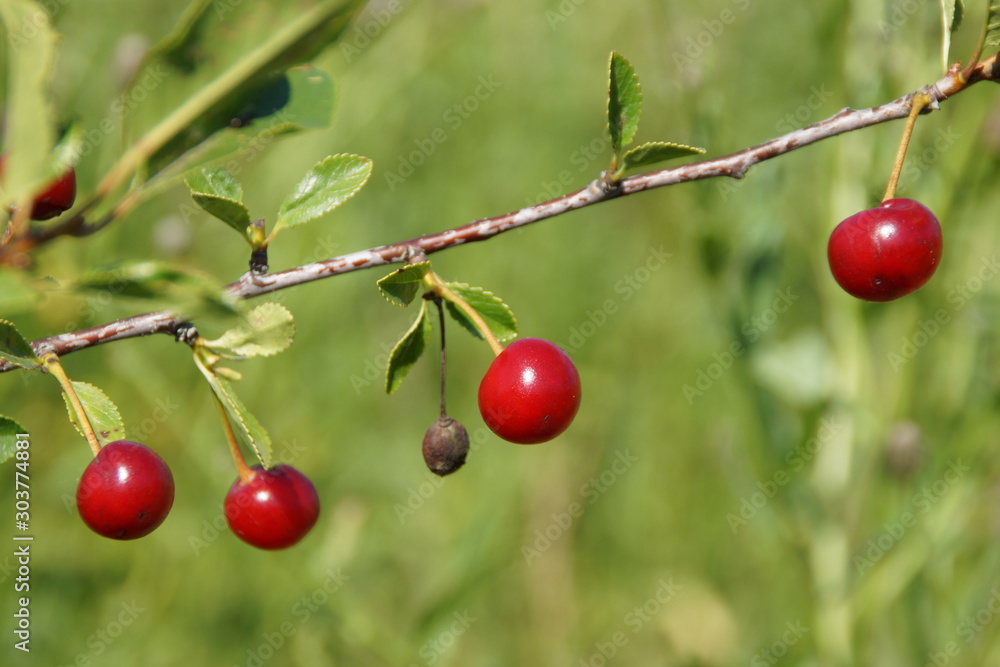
[376,263,517,394]
[606,51,705,178]
[185,155,372,251]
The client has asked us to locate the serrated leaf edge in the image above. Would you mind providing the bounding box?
[275,153,374,231]
[61,381,125,447]
[608,51,643,156]
[202,302,296,359]
[376,262,431,308]
[444,282,519,342]
[0,319,40,369]
[193,354,273,468]
[622,141,708,171]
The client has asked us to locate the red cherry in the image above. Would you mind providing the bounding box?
[478,337,581,444]
[827,198,942,302]
[30,167,77,220]
[224,464,320,550]
[0,154,77,220]
[76,440,175,540]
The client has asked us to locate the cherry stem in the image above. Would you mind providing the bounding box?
[212,391,253,484]
[41,352,100,456]
[430,295,449,419]
[882,91,933,203]
[425,271,504,357]
[192,346,254,483]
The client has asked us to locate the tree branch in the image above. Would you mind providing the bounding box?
[4,54,998,373]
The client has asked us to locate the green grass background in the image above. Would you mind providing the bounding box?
[3,0,1000,665]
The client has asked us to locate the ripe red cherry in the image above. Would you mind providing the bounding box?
[0,154,77,220]
[827,198,942,302]
[478,337,581,444]
[76,440,175,540]
[224,464,320,550]
[30,167,77,220]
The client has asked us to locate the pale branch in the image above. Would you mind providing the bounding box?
[4,54,998,373]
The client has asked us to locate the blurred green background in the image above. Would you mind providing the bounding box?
[3,0,1000,665]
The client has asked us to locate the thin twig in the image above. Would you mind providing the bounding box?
[2,53,997,374]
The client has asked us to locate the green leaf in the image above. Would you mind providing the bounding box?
[377,262,431,307]
[0,417,28,465]
[150,66,336,187]
[121,0,364,181]
[0,0,59,211]
[940,0,965,69]
[444,283,518,343]
[386,300,433,394]
[185,167,252,236]
[947,0,964,31]
[195,357,273,468]
[203,303,296,359]
[0,320,39,370]
[986,0,1000,47]
[61,382,127,447]
[607,51,643,159]
[73,261,240,322]
[622,142,707,172]
[114,66,337,217]
[274,154,373,232]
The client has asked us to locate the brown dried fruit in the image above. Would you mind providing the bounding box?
[422,416,470,476]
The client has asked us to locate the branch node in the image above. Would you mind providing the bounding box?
[921,85,943,111]
[403,245,427,265]
[596,171,622,196]
[173,322,200,347]
[249,248,269,275]
[33,341,56,359]
[729,163,751,180]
